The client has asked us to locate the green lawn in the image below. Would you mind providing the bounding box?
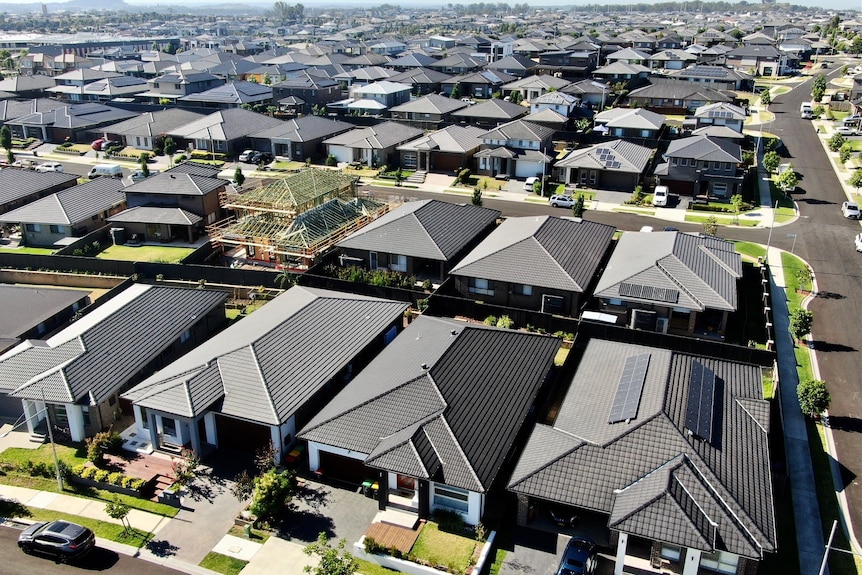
[488,547,508,575]
[781,251,812,308]
[97,244,194,263]
[734,241,767,262]
[227,524,270,544]
[684,214,759,227]
[199,551,248,575]
[0,246,55,255]
[26,507,153,548]
[356,558,406,575]
[410,523,476,573]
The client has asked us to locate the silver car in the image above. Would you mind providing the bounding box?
[549,194,575,208]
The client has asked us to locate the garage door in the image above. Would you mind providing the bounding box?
[328,145,353,164]
[215,414,271,453]
[319,450,372,485]
[0,393,24,421]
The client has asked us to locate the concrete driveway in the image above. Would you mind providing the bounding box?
[498,527,615,575]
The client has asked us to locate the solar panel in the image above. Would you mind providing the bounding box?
[619,282,680,303]
[685,360,716,442]
[608,353,651,424]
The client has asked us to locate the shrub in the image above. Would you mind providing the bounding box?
[122,476,138,489]
[249,468,297,522]
[797,379,830,417]
[421,279,433,291]
[93,469,109,483]
[128,478,146,491]
[80,466,97,480]
[72,464,86,477]
[828,133,845,152]
[325,154,337,166]
[108,472,125,486]
[458,168,470,185]
[483,315,497,326]
[433,508,466,533]
[496,315,514,329]
[175,154,187,163]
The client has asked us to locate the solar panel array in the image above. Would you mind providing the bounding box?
[686,66,728,78]
[608,353,651,424]
[685,359,716,442]
[619,282,680,304]
[596,147,622,169]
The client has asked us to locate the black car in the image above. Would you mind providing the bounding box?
[18,520,96,562]
[251,151,274,165]
[556,536,597,575]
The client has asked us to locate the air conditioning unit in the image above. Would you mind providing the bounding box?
[656,317,669,334]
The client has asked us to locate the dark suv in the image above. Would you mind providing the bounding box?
[251,151,274,165]
[18,520,96,562]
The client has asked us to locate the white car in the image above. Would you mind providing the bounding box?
[842,201,862,219]
[34,162,63,173]
[549,194,575,208]
[238,149,255,162]
[856,233,862,252]
[652,185,669,207]
[836,126,858,136]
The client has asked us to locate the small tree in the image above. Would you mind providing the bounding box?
[776,169,798,192]
[164,136,177,166]
[275,268,294,289]
[828,133,846,152]
[471,186,483,206]
[0,124,12,163]
[303,532,358,575]
[790,309,814,342]
[840,143,853,164]
[450,83,461,99]
[457,168,470,185]
[797,379,831,418]
[759,89,771,106]
[395,167,403,187]
[702,215,719,236]
[730,194,744,223]
[249,468,297,522]
[139,152,150,177]
[850,169,862,192]
[572,194,585,217]
[231,470,254,502]
[254,440,278,474]
[762,150,781,173]
[533,179,542,196]
[263,72,272,85]
[105,495,131,535]
[234,167,245,186]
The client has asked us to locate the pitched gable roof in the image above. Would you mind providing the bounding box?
[665,135,742,163]
[337,199,499,261]
[123,287,407,424]
[556,139,654,174]
[0,178,125,226]
[450,216,615,292]
[300,316,560,492]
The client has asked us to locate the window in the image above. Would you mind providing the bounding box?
[49,225,63,234]
[711,182,728,197]
[54,404,69,425]
[25,224,41,232]
[468,277,494,296]
[700,550,739,574]
[135,136,141,147]
[82,406,90,426]
[180,329,191,343]
[513,284,532,296]
[140,406,149,429]
[433,484,469,512]
[162,417,177,436]
[390,254,407,272]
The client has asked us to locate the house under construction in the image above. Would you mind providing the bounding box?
[207,168,389,271]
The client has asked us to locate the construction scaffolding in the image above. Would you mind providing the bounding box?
[208,168,387,270]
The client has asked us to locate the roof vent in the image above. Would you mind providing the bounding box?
[420,363,429,370]
[450,330,457,336]
[170,174,176,178]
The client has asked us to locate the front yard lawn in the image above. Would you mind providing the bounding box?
[199,551,249,575]
[97,244,194,263]
[734,241,767,262]
[26,507,153,547]
[0,246,55,255]
[411,522,476,573]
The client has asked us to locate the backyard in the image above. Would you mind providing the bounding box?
[97,244,195,263]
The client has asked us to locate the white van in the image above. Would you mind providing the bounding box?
[652,185,669,207]
[88,164,123,179]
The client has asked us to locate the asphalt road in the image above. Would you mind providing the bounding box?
[0,525,185,575]
[770,64,862,539]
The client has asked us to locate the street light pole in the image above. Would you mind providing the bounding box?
[41,388,64,491]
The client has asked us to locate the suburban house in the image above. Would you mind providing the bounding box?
[397,125,485,173]
[388,94,469,128]
[323,121,424,167]
[555,139,653,191]
[441,70,515,99]
[667,66,754,91]
[386,67,452,96]
[449,215,616,317]
[138,69,224,103]
[100,109,205,152]
[107,164,229,243]
[208,168,388,271]
[687,102,747,139]
[178,80,273,109]
[4,102,138,143]
[654,135,744,198]
[0,74,56,98]
[271,72,342,115]
[299,315,561,525]
[121,287,407,459]
[80,76,150,102]
[502,74,572,102]
[45,68,123,102]
[0,284,90,362]
[168,107,284,158]
[0,169,79,215]
[0,178,126,247]
[474,119,555,179]
[593,108,666,141]
[248,115,354,162]
[593,231,742,337]
[529,91,581,117]
[349,80,412,114]
[336,199,500,282]
[0,283,227,443]
[451,98,528,128]
[508,336,775,575]
[724,45,785,78]
[646,49,697,71]
[626,80,733,112]
[483,54,538,77]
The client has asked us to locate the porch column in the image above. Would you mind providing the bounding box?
[66,404,86,442]
[188,419,202,455]
[719,310,729,334]
[688,311,697,334]
[187,227,194,243]
[614,532,628,575]
[377,469,388,511]
[147,411,160,450]
[204,412,218,446]
[516,494,530,526]
[418,480,430,520]
[682,548,702,575]
[24,400,40,435]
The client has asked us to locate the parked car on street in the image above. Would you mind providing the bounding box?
[555,537,597,575]
[35,162,64,173]
[836,126,858,136]
[129,169,159,182]
[18,520,96,562]
[238,149,255,162]
[251,151,274,164]
[842,201,861,219]
[856,233,862,252]
[91,138,104,151]
[549,194,575,208]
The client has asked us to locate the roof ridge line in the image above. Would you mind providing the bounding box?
[247,344,279,425]
[734,396,769,434]
[435,414,485,492]
[655,255,705,309]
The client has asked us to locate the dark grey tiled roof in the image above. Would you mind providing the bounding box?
[665,135,742,163]
[451,98,527,120]
[169,108,284,141]
[0,286,88,341]
[0,284,226,404]
[105,109,205,137]
[450,216,615,292]
[337,199,499,261]
[508,338,775,558]
[0,170,78,206]
[594,232,742,312]
[122,172,226,196]
[556,139,653,174]
[123,287,408,426]
[164,162,224,178]
[301,316,559,492]
[0,178,125,225]
[107,206,202,226]
[250,115,353,142]
[480,119,555,143]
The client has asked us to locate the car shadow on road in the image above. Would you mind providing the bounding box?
[809,340,856,352]
[75,547,120,570]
